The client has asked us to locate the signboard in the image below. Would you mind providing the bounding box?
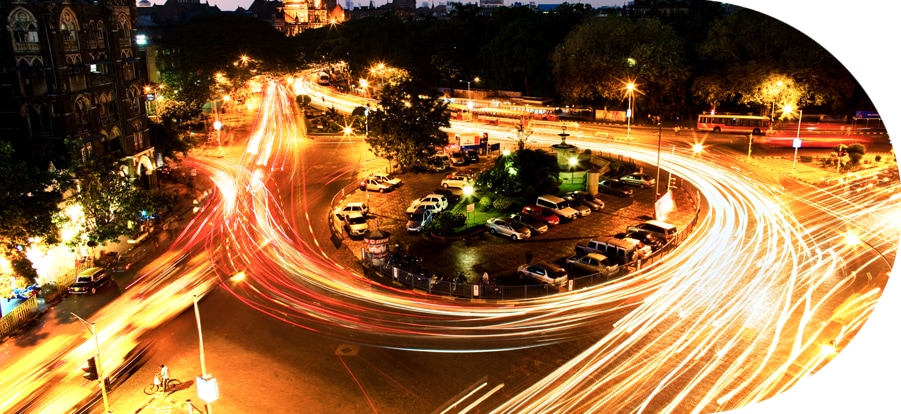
[854,110,880,119]
[792,138,802,148]
[196,376,219,403]
[466,203,475,212]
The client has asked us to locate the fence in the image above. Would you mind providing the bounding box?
[0,259,93,339]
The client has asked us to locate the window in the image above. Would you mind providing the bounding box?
[60,9,79,51]
[9,8,40,52]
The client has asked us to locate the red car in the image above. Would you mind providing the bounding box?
[521,205,560,226]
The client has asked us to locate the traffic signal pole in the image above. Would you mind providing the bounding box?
[72,313,111,413]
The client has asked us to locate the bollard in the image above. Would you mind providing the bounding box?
[186,398,194,413]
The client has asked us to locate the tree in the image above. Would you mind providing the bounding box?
[148,119,194,162]
[364,79,451,171]
[476,148,560,196]
[694,8,858,112]
[62,139,173,248]
[0,142,63,283]
[552,16,690,114]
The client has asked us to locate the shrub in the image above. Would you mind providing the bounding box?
[433,211,466,236]
[478,196,493,212]
[875,155,882,162]
[799,155,813,163]
[492,196,513,211]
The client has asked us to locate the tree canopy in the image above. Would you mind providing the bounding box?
[364,78,451,171]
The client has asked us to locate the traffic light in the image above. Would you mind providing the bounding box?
[82,357,99,381]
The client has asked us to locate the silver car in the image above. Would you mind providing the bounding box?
[566,191,605,211]
[508,213,548,235]
[517,262,568,286]
[486,217,531,241]
[565,253,620,278]
[342,212,369,237]
[620,173,656,189]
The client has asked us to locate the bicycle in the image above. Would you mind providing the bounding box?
[143,374,182,395]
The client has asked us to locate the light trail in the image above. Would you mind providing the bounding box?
[1,79,894,413]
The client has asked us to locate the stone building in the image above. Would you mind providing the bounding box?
[1,0,157,187]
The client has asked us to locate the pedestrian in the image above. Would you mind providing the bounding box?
[482,271,489,286]
[159,364,170,391]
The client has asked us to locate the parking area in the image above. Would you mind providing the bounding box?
[331,159,699,287]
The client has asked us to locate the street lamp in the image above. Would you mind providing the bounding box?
[71,313,110,413]
[568,156,578,183]
[793,108,803,172]
[460,77,480,107]
[626,82,635,139]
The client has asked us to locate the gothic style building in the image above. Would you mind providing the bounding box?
[248,0,346,36]
[1,0,156,187]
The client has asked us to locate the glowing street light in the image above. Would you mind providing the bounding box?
[568,156,578,183]
[626,82,635,138]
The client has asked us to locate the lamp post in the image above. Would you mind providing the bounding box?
[626,82,635,139]
[460,77,480,107]
[364,103,371,206]
[568,157,578,183]
[793,109,802,172]
[654,115,662,198]
[71,313,110,413]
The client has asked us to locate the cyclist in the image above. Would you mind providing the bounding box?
[159,364,170,391]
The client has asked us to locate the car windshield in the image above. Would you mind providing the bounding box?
[76,276,92,283]
[347,216,366,225]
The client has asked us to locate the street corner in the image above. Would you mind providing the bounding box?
[135,393,203,414]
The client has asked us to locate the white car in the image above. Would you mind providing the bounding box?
[620,173,656,189]
[441,174,473,189]
[371,172,402,187]
[360,177,393,192]
[486,217,531,241]
[341,212,369,237]
[334,202,369,219]
[517,262,568,286]
[406,200,442,216]
[408,193,449,213]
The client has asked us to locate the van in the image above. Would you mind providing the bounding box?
[574,237,639,265]
[535,194,580,220]
[626,220,678,243]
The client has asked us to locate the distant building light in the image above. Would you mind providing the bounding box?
[136,34,148,46]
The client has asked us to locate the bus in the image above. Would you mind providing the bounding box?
[697,114,771,135]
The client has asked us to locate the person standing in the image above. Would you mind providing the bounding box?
[159,364,170,391]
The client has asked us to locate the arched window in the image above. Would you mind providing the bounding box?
[96,21,105,40]
[60,9,80,51]
[75,97,90,129]
[117,14,131,46]
[121,50,135,80]
[9,8,40,52]
[128,86,140,113]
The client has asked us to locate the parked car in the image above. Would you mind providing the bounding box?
[360,177,393,193]
[620,173,656,189]
[517,262,568,286]
[521,205,560,226]
[465,150,480,163]
[565,252,620,278]
[562,195,592,217]
[626,220,678,243]
[342,212,369,237]
[371,172,403,187]
[68,267,112,295]
[406,200,442,216]
[424,154,449,172]
[450,152,469,166]
[409,193,449,212]
[566,191,604,211]
[508,213,549,235]
[406,206,434,233]
[94,251,119,268]
[486,217,531,241]
[598,179,634,197]
[440,174,473,189]
[334,201,369,219]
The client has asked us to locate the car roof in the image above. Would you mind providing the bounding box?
[79,267,105,275]
[345,201,366,207]
[345,211,365,218]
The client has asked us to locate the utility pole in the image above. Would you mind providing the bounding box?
[72,313,111,413]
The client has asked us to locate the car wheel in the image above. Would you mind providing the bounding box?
[565,264,574,271]
[511,234,518,241]
[489,228,496,235]
[639,184,646,189]
[443,183,449,189]
[90,287,97,295]
[518,272,525,279]
[379,188,385,193]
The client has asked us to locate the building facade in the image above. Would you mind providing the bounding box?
[1,0,156,187]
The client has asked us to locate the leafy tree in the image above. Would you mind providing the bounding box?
[0,142,63,283]
[62,139,173,247]
[694,8,858,113]
[552,16,689,114]
[364,79,451,171]
[477,148,560,196]
[148,119,194,162]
